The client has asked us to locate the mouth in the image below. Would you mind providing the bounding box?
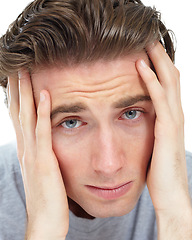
[86,181,133,200]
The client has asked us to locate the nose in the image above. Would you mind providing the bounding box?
[91,126,125,177]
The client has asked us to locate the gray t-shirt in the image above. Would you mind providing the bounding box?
[0,142,192,240]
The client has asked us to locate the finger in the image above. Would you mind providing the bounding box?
[147,43,183,119]
[8,75,19,124]
[6,81,10,107]
[36,90,53,159]
[8,75,24,158]
[18,70,36,151]
[146,42,181,97]
[136,59,173,124]
[146,41,178,83]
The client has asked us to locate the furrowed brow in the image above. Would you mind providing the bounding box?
[51,103,87,120]
[50,95,151,119]
[113,95,151,108]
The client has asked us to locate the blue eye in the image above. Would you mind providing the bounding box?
[123,110,141,120]
[61,119,82,129]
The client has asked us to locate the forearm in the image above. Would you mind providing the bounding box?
[156,205,192,240]
[26,234,65,240]
[25,227,66,240]
[26,235,66,240]
[25,216,68,240]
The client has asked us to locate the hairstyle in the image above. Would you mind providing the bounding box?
[0,0,175,91]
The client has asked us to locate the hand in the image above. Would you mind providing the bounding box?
[7,71,69,240]
[136,42,192,238]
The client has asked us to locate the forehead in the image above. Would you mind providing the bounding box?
[31,52,150,106]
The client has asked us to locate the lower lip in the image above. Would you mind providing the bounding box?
[86,181,133,200]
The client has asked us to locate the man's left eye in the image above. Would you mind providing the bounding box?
[122,110,142,120]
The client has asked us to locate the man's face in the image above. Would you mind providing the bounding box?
[32,53,155,218]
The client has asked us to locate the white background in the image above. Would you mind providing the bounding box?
[0,0,191,152]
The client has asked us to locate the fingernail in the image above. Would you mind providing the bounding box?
[18,71,22,80]
[140,59,147,68]
[18,70,25,80]
[40,92,45,102]
[18,69,28,80]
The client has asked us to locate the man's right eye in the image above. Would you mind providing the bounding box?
[61,119,83,129]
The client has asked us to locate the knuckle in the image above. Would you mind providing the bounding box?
[181,114,185,125]
[16,147,24,162]
[23,149,31,162]
[157,88,166,101]
[174,67,180,78]
[168,71,179,86]
[169,119,184,138]
[166,123,178,139]
[37,104,47,119]
[19,112,23,123]
[179,109,185,125]
[35,127,39,138]
[8,108,12,119]
[14,121,23,134]
[170,78,178,90]
[19,111,26,126]
[8,103,17,118]
[35,125,43,140]
[148,70,157,82]
[17,152,23,162]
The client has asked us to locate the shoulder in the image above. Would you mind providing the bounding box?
[140,151,192,216]
[136,151,192,238]
[0,141,26,240]
[0,141,17,159]
[186,151,192,167]
[0,141,25,206]
[0,141,20,178]
[186,151,192,180]
[0,140,23,191]
[0,140,25,202]
[185,151,192,195]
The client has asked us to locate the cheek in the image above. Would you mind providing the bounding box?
[123,115,155,173]
[131,131,154,171]
[52,132,89,178]
[51,112,155,182]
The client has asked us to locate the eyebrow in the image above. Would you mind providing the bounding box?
[112,95,151,108]
[50,95,151,120]
[51,103,87,120]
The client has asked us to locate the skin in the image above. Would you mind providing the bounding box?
[31,51,155,218]
[7,42,192,239]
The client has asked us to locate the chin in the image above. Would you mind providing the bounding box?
[68,182,146,219]
[81,197,140,219]
[96,206,136,218]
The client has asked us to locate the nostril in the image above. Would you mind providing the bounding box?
[91,127,125,176]
[92,151,125,176]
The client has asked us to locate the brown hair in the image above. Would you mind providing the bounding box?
[0,0,175,90]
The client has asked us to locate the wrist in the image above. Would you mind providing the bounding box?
[154,190,191,215]
[26,230,66,240]
[155,206,192,240]
[26,221,67,240]
[26,232,66,240]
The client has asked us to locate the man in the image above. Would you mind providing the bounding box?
[0,0,191,239]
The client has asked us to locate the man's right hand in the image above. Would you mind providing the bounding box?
[7,70,69,240]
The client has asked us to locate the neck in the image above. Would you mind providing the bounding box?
[68,197,95,220]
